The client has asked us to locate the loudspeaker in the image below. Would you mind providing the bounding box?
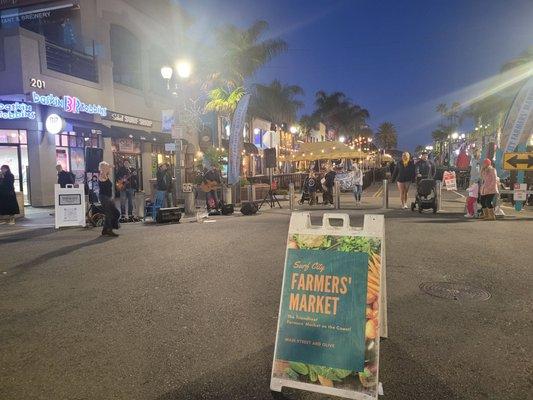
[240,201,258,215]
[264,148,277,168]
[85,148,103,173]
[156,207,182,223]
[221,203,234,215]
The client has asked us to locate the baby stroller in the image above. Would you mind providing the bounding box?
[411,178,438,214]
[298,176,318,205]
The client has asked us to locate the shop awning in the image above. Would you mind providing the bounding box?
[105,126,171,143]
[279,141,366,162]
[65,118,109,135]
[221,139,259,155]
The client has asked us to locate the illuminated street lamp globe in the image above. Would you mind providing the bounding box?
[451,132,459,140]
[290,126,298,134]
[339,136,346,143]
[176,59,193,79]
[160,66,173,80]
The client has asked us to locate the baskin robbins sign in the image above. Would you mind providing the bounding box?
[31,92,107,117]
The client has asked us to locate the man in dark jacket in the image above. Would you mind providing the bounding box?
[415,151,435,181]
[56,164,75,188]
[116,160,138,219]
[155,163,173,208]
[323,167,336,205]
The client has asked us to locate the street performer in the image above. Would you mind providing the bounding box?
[116,159,138,221]
[202,165,221,212]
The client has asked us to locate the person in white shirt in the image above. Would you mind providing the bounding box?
[351,164,364,207]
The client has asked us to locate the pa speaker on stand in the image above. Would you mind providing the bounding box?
[85,148,103,173]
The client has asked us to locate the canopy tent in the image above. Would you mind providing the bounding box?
[278,141,367,162]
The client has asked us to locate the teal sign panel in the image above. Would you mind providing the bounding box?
[276,249,368,371]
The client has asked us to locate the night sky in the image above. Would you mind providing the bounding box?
[180,0,533,150]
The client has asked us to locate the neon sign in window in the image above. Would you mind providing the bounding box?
[31,92,107,117]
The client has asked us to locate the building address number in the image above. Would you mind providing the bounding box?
[30,78,46,89]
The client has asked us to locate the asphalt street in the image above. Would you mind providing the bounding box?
[1,186,532,400]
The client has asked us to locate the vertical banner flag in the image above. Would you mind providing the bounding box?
[161,109,175,133]
[228,93,251,185]
[502,77,533,153]
[271,213,386,400]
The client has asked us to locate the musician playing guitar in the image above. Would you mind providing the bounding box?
[116,160,138,220]
[202,165,221,211]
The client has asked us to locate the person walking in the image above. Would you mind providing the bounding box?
[0,165,20,225]
[351,164,364,207]
[392,152,416,209]
[323,166,336,205]
[98,161,119,236]
[415,151,435,180]
[479,158,499,221]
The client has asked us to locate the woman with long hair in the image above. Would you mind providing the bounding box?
[98,161,119,236]
[479,158,499,221]
[0,165,20,225]
[392,152,416,209]
[351,163,364,207]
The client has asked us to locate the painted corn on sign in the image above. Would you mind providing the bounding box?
[271,213,386,400]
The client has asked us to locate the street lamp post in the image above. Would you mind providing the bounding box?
[161,60,193,207]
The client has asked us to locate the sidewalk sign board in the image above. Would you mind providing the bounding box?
[271,212,386,400]
[54,184,86,229]
[442,171,457,191]
[513,183,527,201]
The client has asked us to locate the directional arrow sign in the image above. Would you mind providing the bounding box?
[503,152,533,171]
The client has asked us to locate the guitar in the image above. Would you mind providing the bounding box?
[116,170,135,191]
[200,179,220,193]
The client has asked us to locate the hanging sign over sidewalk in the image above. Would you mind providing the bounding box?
[271,213,386,400]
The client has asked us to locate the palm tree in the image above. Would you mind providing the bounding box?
[248,80,304,125]
[204,87,245,117]
[298,114,319,138]
[312,91,369,138]
[375,122,398,150]
[205,20,288,89]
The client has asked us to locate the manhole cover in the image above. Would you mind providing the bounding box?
[419,282,491,301]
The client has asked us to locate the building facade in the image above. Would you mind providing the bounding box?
[0,0,197,206]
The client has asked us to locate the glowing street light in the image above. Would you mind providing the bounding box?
[339,136,346,143]
[451,132,459,140]
[160,66,173,89]
[290,126,298,134]
[176,59,193,79]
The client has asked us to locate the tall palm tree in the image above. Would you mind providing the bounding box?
[248,80,304,125]
[205,20,288,89]
[375,122,398,150]
[312,91,369,138]
[204,87,246,117]
[299,114,319,138]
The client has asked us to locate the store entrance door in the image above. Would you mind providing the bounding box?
[0,144,22,190]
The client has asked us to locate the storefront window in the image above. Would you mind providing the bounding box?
[0,130,29,203]
[55,130,102,184]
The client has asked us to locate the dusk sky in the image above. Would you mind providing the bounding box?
[181,0,533,151]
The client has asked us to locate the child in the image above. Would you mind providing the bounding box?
[465,181,478,218]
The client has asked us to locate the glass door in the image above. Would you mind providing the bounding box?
[0,145,22,192]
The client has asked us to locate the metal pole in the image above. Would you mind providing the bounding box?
[334,180,340,209]
[436,180,443,212]
[382,179,389,209]
[289,182,295,211]
[174,137,182,206]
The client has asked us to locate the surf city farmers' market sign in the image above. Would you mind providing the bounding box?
[0,102,36,120]
[31,92,107,117]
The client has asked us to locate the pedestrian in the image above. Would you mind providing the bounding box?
[203,165,221,211]
[479,158,499,221]
[415,151,435,181]
[469,147,481,185]
[116,159,138,221]
[323,166,336,205]
[464,181,479,218]
[98,161,119,236]
[154,163,172,218]
[0,165,20,225]
[56,164,75,188]
[392,152,416,209]
[351,164,364,207]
